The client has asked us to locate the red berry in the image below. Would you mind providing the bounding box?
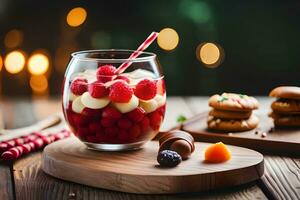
[140,117,150,132]
[88,81,108,98]
[95,132,106,142]
[82,108,102,117]
[86,135,98,143]
[157,105,166,115]
[96,65,116,82]
[70,78,88,95]
[126,107,145,122]
[89,122,103,133]
[116,75,130,83]
[109,81,133,103]
[105,127,119,137]
[117,118,132,129]
[118,129,129,142]
[102,107,122,119]
[149,111,162,131]
[100,118,115,127]
[77,127,89,139]
[134,79,157,100]
[129,125,141,139]
[72,114,89,126]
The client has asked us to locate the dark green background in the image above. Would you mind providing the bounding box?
[1,0,299,96]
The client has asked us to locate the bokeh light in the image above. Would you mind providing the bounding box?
[4,29,24,49]
[0,56,2,71]
[196,42,224,68]
[157,28,179,51]
[4,51,26,74]
[28,53,49,75]
[30,75,48,93]
[66,7,87,27]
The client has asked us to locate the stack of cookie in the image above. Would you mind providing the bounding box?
[207,93,259,132]
[269,86,300,127]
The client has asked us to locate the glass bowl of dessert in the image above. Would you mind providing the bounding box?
[62,50,166,151]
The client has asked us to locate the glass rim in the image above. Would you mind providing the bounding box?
[71,49,157,63]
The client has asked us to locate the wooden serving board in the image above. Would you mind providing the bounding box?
[42,137,264,194]
[182,112,300,156]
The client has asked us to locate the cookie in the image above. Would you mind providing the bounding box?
[269,112,300,127]
[271,99,300,113]
[208,93,259,111]
[269,86,300,100]
[209,109,252,120]
[207,114,259,132]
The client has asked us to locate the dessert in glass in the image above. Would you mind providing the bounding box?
[62,50,166,151]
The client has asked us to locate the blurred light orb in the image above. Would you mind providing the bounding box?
[28,53,49,75]
[4,29,24,49]
[4,51,25,74]
[67,7,87,27]
[197,43,224,68]
[30,75,48,93]
[0,56,2,71]
[157,28,179,51]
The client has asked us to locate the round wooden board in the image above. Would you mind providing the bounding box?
[41,137,264,194]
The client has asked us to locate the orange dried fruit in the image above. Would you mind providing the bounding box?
[204,142,231,163]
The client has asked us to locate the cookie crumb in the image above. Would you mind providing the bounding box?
[268,127,274,133]
[261,132,267,138]
[254,130,259,134]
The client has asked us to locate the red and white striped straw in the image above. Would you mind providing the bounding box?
[115,31,159,74]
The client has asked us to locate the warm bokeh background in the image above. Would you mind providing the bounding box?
[0,0,299,97]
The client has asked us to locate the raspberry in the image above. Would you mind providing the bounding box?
[126,107,145,122]
[77,127,89,139]
[96,65,116,82]
[88,122,103,133]
[96,132,106,141]
[102,107,122,119]
[118,129,129,143]
[149,111,162,130]
[105,127,119,137]
[88,81,108,98]
[129,125,141,139]
[157,150,182,167]
[117,118,133,129]
[109,81,133,103]
[100,118,115,127]
[86,135,98,143]
[70,78,88,95]
[82,108,102,117]
[134,79,157,100]
[116,75,130,83]
[72,113,89,126]
[140,117,150,132]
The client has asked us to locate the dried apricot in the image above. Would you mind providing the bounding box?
[204,142,231,163]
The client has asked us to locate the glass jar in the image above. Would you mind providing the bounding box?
[62,50,166,151]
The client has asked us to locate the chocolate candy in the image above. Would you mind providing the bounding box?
[159,130,195,160]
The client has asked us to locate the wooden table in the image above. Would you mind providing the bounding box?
[1,97,299,200]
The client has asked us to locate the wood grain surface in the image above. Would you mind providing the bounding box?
[41,137,264,194]
[3,97,291,199]
[182,112,300,156]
